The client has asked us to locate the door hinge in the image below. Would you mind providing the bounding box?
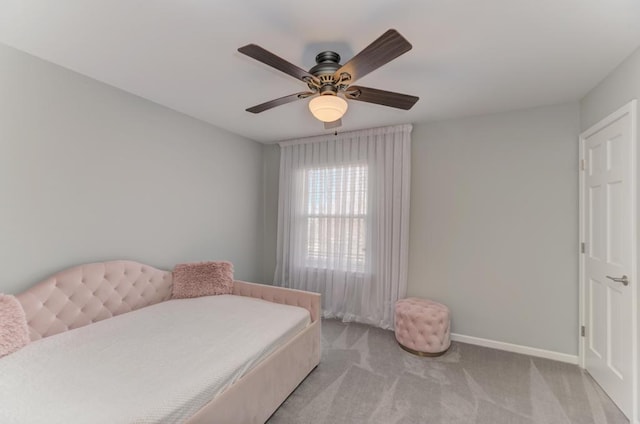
[581,325,586,337]
[580,159,586,171]
[581,242,585,254]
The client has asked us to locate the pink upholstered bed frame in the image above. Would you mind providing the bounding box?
[15,260,321,424]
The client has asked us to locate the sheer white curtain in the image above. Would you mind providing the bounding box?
[274,124,411,329]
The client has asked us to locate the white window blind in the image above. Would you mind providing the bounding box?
[303,164,368,273]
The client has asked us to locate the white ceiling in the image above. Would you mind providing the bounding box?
[1,0,640,143]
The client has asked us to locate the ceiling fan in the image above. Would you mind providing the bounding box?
[238,29,419,130]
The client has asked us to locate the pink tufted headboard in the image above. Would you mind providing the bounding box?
[17,261,173,341]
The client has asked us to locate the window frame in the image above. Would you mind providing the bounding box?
[300,162,369,273]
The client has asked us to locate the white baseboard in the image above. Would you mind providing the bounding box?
[451,333,579,365]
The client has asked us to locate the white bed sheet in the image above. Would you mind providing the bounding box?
[0,294,310,424]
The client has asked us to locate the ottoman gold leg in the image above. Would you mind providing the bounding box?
[397,341,449,357]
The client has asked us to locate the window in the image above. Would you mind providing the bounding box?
[302,164,368,273]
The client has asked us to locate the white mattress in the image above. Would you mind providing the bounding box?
[0,294,310,424]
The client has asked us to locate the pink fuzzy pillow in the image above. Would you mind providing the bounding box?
[0,294,30,358]
[171,261,234,299]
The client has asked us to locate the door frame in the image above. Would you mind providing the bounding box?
[578,99,638,422]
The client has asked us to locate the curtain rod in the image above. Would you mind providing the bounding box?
[278,124,413,147]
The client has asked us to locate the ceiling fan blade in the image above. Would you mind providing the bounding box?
[246,92,315,114]
[324,119,342,130]
[344,86,419,110]
[333,29,412,83]
[238,44,318,84]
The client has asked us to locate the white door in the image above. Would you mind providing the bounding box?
[581,100,636,419]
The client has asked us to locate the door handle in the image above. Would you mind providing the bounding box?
[606,275,629,286]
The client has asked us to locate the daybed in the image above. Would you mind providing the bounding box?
[0,260,321,424]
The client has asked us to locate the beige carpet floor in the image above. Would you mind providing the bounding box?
[268,319,628,424]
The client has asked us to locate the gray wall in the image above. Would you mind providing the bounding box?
[0,43,264,294]
[408,103,580,355]
[580,44,640,409]
[261,144,280,282]
[580,46,640,131]
[261,103,580,355]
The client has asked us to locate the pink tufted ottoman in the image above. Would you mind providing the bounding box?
[394,297,451,356]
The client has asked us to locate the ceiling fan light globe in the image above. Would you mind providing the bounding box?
[308,95,348,122]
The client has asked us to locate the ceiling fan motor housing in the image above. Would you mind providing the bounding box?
[309,51,345,95]
[310,51,341,75]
